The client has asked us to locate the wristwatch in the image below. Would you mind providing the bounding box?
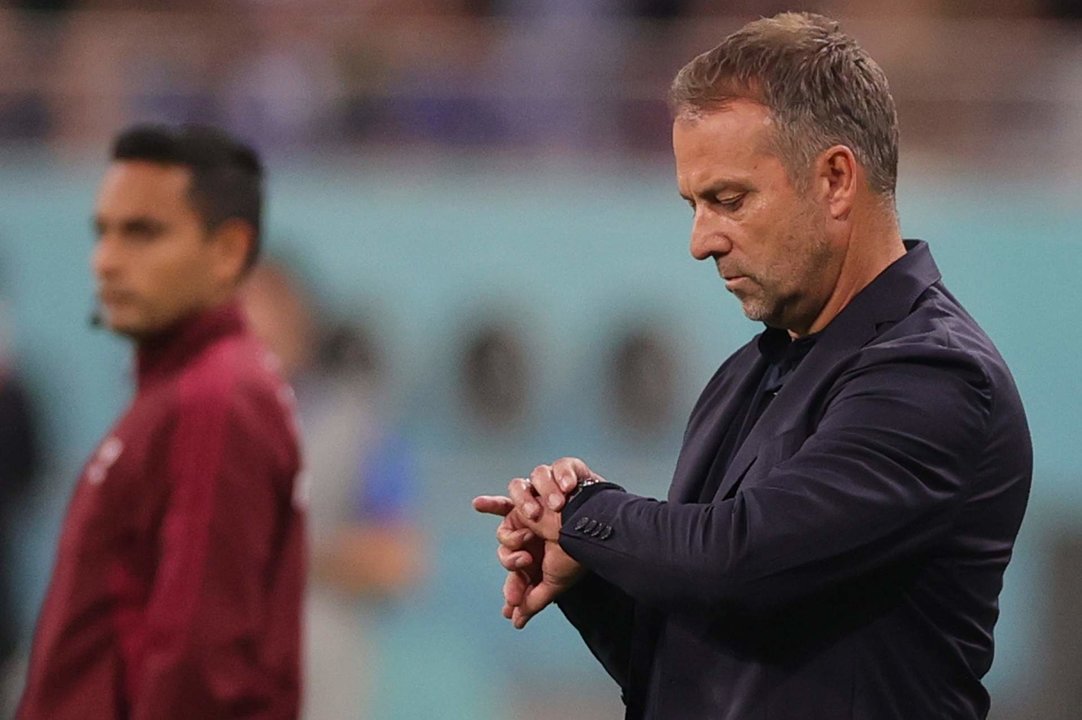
[566,475,606,505]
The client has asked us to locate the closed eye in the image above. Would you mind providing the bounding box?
[716,193,746,212]
[92,216,167,242]
[122,219,166,240]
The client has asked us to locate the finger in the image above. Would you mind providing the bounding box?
[503,570,528,608]
[508,476,542,521]
[497,544,534,571]
[512,605,529,629]
[551,457,594,493]
[472,495,514,516]
[512,580,563,629]
[529,464,566,513]
[512,601,543,630]
[495,516,533,549]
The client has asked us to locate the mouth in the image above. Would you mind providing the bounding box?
[97,289,136,306]
[716,261,751,291]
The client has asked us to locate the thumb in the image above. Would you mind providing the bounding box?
[512,580,562,629]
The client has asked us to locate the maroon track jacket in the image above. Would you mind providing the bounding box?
[19,302,305,720]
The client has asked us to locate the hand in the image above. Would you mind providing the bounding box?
[472,459,601,627]
[512,458,603,533]
[472,493,540,576]
[473,490,585,628]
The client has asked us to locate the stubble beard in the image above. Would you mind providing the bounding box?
[737,286,774,324]
[734,217,832,329]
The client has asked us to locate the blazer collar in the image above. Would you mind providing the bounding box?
[809,239,941,355]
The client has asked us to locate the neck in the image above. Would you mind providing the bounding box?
[132,294,235,348]
[795,208,905,338]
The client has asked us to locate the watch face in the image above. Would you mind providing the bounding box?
[569,477,603,500]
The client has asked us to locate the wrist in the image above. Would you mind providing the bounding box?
[565,475,605,505]
[562,476,622,518]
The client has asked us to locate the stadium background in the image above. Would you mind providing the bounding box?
[0,2,1079,718]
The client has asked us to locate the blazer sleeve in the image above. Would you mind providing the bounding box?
[558,344,998,615]
[556,571,636,691]
[129,377,296,720]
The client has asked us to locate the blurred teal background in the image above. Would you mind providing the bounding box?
[0,151,1078,718]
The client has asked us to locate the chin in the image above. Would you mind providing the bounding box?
[106,323,143,340]
[104,314,153,340]
[739,300,773,324]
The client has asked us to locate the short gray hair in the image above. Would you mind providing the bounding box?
[670,12,899,198]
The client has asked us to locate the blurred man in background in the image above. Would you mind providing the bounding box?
[19,124,305,720]
[476,12,1031,720]
[242,261,423,720]
[0,284,40,714]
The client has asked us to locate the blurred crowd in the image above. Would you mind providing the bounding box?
[0,0,1079,163]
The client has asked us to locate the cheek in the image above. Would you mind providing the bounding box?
[142,245,212,302]
[757,222,815,286]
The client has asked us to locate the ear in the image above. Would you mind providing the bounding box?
[208,219,253,286]
[813,145,858,221]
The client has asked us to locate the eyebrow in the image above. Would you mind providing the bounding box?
[92,215,168,235]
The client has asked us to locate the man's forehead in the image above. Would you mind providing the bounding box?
[673,102,777,186]
[673,100,774,141]
[101,160,192,194]
[670,106,792,199]
[97,161,194,211]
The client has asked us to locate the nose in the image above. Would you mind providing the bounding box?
[92,234,120,280]
[689,207,732,261]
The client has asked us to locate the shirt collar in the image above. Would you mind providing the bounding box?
[757,326,817,365]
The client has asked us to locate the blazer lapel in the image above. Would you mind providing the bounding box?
[669,346,766,504]
[710,333,858,502]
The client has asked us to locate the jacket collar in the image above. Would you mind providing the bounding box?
[136,301,246,388]
[809,239,941,353]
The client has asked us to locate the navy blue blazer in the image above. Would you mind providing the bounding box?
[556,241,1031,720]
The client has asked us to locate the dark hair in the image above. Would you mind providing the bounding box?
[111,124,264,271]
[670,12,899,198]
